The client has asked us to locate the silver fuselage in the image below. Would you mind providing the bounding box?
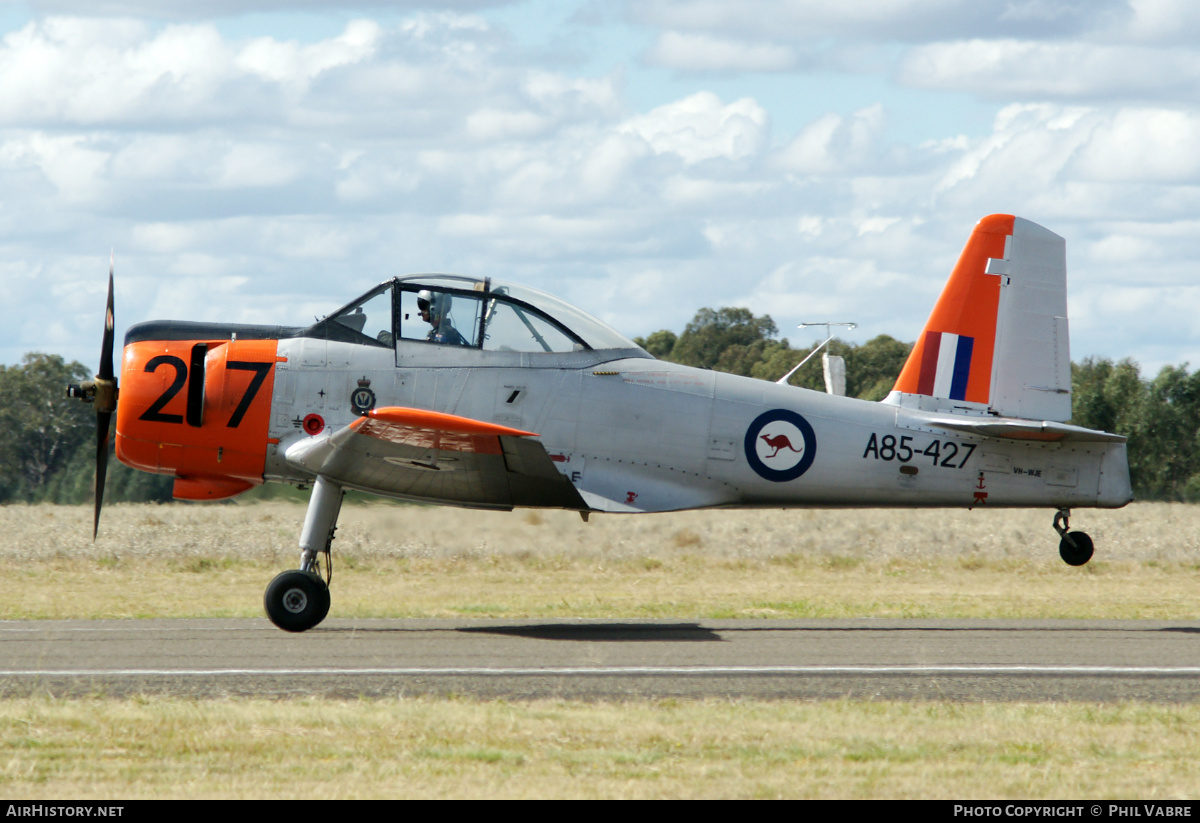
[263,338,1132,513]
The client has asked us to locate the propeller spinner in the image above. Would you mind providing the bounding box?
[66,258,119,539]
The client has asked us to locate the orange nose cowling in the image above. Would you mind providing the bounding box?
[115,338,279,500]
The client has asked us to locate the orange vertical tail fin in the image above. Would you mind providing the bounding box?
[888,215,1071,421]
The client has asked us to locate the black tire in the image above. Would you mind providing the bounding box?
[1058,531,1095,567]
[264,570,331,632]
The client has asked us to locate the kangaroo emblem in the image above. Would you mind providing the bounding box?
[760,433,804,459]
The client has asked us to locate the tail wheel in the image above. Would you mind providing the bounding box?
[1058,531,1094,567]
[1053,509,1094,566]
[264,570,331,632]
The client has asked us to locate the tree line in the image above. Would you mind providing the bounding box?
[0,307,1193,503]
[0,353,173,505]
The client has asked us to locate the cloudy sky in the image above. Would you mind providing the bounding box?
[2,0,1199,378]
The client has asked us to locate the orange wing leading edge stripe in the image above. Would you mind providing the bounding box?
[357,406,538,437]
[893,214,1014,405]
[350,407,539,458]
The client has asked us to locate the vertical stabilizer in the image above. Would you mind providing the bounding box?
[888,215,1071,421]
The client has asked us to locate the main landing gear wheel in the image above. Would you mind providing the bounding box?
[264,570,331,632]
[1053,508,1094,567]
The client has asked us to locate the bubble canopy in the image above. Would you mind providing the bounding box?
[318,274,641,353]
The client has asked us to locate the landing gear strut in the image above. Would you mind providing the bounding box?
[1053,508,1094,567]
[264,475,343,632]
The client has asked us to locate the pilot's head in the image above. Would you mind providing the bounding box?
[417,290,452,326]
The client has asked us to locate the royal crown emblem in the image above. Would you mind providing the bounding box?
[350,376,376,415]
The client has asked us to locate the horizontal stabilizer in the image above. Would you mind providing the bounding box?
[917,415,1126,443]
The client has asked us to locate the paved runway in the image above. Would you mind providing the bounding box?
[3,618,1200,701]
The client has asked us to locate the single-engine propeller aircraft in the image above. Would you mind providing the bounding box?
[67,214,1132,631]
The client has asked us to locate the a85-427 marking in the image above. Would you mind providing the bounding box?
[862,434,976,469]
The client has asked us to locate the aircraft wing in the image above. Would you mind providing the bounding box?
[284,407,587,510]
[917,416,1127,443]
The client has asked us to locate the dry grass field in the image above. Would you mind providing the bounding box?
[1,500,1198,619]
[4,500,1200,799]
[3,698,1200,799]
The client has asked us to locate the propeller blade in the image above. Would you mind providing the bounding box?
[98,259,115,382]
[94,410,111,541]
[92,256,117,540]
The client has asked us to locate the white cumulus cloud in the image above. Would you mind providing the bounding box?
[899,40,1200,101]
[619,92,768,164]
[644,31,799,72]
[773,104,886,175]
[629,0,1128,43]
[4,5,1200,379]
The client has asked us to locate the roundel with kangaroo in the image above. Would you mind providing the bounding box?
[744,409,817,482]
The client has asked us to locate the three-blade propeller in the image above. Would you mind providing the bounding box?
[66,257,118,539]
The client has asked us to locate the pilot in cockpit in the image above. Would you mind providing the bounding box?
[417,290,468,346]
